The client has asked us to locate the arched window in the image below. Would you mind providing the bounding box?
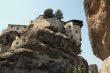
[76,30,78,33]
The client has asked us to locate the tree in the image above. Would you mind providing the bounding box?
[55,9,63,20]
[44,8,54,18]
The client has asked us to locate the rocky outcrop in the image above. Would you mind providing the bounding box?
[84,0,110,60]
[100,56,110,73]
[0,31,20,53]
[89,64,98,73]
[0,26,89,73]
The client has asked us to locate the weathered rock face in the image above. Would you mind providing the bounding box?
[0,27,89,73]
[100,56,110,73]
[0,31,20,53]
[84,0,110,60]
[89,64,98,73]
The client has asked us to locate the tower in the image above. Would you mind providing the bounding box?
[65,20,83,46]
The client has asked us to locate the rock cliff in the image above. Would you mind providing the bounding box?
[84,0,110,60]
[0,26,89,73]
[100,56,110,73]
[89,64,98,73]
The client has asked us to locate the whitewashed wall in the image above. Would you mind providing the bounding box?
[65,22,81,46]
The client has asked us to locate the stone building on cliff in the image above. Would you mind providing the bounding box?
[2,24,27,34]
[28,15,83,46]
[64,20,83,46]
[2,14,83,48]
[0,9,89,73]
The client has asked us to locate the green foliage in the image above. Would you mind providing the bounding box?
[44,8,54,18]
[55,9,63,20]
[43,8,63,20]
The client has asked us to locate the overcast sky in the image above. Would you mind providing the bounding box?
[0,0,102,68]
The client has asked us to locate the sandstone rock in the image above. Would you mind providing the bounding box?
[89,64,98,73]
[84,0,110,60]
[100,56,110,73]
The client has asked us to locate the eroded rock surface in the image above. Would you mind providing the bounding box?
[0,27,89,73]
[100,56,110,73]
[0,31,20,53]
[84,0,110,60]
[89,64,98,73]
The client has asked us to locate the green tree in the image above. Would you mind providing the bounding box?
[55,9,63,20]
[44,8,54,18]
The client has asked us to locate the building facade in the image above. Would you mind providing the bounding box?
[3,24,27,33]
[64,20,83,46]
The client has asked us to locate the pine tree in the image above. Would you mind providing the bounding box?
[44,8,54,18]
[55,9,63,20]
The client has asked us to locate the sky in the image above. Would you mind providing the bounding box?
[0,0,102,68]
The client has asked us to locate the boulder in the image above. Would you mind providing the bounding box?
[84,0,110,60]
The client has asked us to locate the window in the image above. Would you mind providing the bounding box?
[76,30,78,33]
[71,36,73,39]
[11,26,13,28]
[67,25,71,29]
[17,27,19,30]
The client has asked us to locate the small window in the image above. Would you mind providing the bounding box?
[17,27,19,30]
[71,36,73,39]
[76,30,78,33]
[11,26,13,28]
[67,25,71,29]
